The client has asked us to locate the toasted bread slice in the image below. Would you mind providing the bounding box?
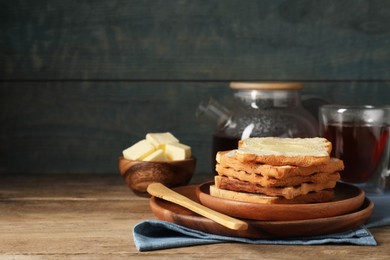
[215,163,340,188]
[235,137,332,167]
[210,185,334,204]
[215,175,337,199]
[216,150,344,179]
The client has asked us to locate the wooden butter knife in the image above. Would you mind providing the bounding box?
[147,182,248,231]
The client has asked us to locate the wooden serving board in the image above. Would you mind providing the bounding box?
[149,185,373,239]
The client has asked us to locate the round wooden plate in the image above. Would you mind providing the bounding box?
[196,181,365,221]
[149,185,373,239]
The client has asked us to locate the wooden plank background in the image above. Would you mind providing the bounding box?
[1,0,389,177]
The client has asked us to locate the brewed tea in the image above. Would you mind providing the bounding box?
[323,124,389,183]
[212,134,240,173]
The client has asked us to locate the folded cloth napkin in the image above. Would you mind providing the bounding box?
[133,221,376,251]
[133,192,389,251]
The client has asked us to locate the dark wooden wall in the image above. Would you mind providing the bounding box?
[1,0,390,177]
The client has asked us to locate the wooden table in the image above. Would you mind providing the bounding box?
[1,174,389,259]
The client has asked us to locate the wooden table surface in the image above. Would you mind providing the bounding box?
[1,174,389,259]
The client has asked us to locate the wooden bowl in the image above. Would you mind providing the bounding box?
[118,156,196,196]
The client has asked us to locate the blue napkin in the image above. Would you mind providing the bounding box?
[133,193,390,251]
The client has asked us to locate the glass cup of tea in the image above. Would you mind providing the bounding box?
[319,105,390,194]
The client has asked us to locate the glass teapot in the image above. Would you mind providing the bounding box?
[196,82,319,170]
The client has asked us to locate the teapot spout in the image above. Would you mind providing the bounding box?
[196,97,232,128]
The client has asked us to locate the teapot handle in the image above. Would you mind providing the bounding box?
[196,97,232,128]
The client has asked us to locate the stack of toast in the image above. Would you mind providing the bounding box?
[212,137,344,204]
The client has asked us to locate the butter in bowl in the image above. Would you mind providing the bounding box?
[119,132,196,196]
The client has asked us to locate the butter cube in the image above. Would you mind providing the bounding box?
[143,149,167,161]
[165,142,191,160]
[146,132,179,149]
[122,139,155,160]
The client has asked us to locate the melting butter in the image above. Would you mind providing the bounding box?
[238,137,329,156]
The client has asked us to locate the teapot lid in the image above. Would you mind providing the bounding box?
[230,82,303,90]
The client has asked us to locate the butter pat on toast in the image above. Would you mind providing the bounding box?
[236,137,332,167]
